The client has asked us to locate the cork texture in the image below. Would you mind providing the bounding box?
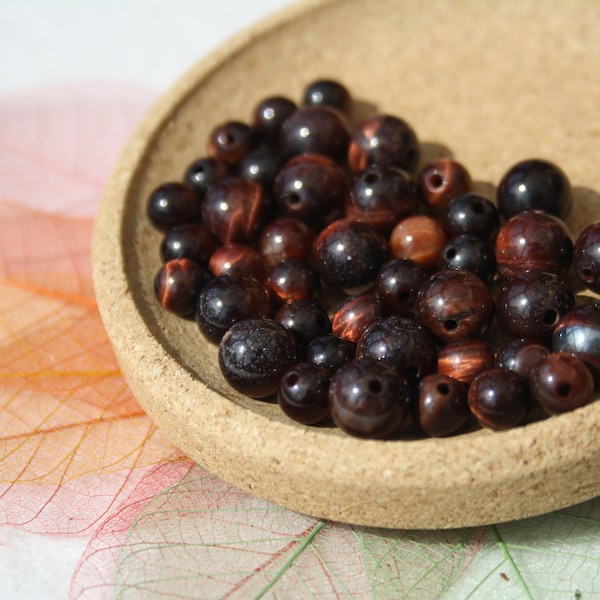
[92,0,600,528]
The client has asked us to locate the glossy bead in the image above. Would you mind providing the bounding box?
[348,113,419,173]
[496,158,572,219]
[201,177,269,245]
[258,217,314,269]
[417,374,469,437]
[552,303,600,372]
[218,318,299,398]
[303,79,352,114]
[495,338,550,379]
[306,334,356,374]
[417,158,472,218]
[374,258,428,317]
[147,182,201,231]
[273,153,346,224]
[208,243,265,280]
[313,219,388,292]
[442,234,497,282]
[160,223,217,265]
[154,258,211,318]
[445,193,500,240]
[331,293,387,344]
[253,95,297,143]
[274,299,331,346]
[280,105,349,160]
[356,315,437,382]
[329,359,410,439]
[277,362,331,425]
[417,269,494,342]
[495,271,575,342]
[344,164,419,234]
[529,352,594,416]
[208,120,257,164]
[195,274,272,344]
[389,215,448,270]
[574,221,600,293]
[468,368,530,430]
[437,338,495,385]
[183,157,229,198]
[264,259,320,304]
[237,143,283,187]
[495,210,573,277]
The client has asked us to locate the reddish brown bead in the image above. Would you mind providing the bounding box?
[417,269,494,343]
[303,79,352,114]
[160,223,217,266]
[208,243,265,280]
[348,113,419,173]
[184,156,230,198]
[417,158,472,218]
[258,217,314,269]
[201,177,269,245]
[331,293,387,344]
[147,182,201,232]
[495,210,573,277]
[389,215,448,270]
[253,96,297,143]
[274,299,331,346]
[437,338,495,385]
[264,259,320,304]
[495,338,550,379]
[208,120,257,164]
[374,258,428,317]
[574,221,600,293]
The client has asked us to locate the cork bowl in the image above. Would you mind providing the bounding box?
[92,0,600,528]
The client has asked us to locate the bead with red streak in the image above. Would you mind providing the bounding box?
[437,338,495,385]
[389,215,448,270]
[417,158,472,218]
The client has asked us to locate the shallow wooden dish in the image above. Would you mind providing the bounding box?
[92,0,600,529]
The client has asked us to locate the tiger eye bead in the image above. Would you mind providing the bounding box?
[552,303,600,372]
[237,143,283,187]
[331,293,388,344]
[160,223,217,266]
[437,338,495,385]
[274,299,332,347]
[264,259,320,304]
[389,215,448,270]
[417,158,472,218]
[147,182,201,232]
[417,374,469,437]
[208,120,257,164]
[253,95,297,143]
[183,157,230,198]
[348,113,419,173]
[495,210,573,277]
[208,243,265,280]
[442,234,497,282]
[417,269,494,342]
[495,338,550,379]
[258,217,314,269]
[574,221,600,293]
[374,258,428,317]
[303,78,352,115]
[306,334,356,374]
[445,193,500,240]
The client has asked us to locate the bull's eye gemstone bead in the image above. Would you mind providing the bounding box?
[253,95,297,143]
[208,120,257,164]
[374,258,428,317]
[258,217,315,269]
[417,158,472,218]
[442,234,497,282]
[329,359,410,439]
[147,182,201,231]
[389,214,448,269]
[208,243,265,280]
[306,334,356,374]
[264,259,320,304]
[183,157,230,198]
[274,299,332,346]
[574,221,600,293]
[437,338,495,385]
[496,158,572,219]
[303,79,352,115]
[495,338,550,379]
[160,223,217,265]
[445,193,500,240]
[237,143,283,187]
[331,293,388,344]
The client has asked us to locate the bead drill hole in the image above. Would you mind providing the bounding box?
[445,247,457,260]
[429,173,444,189]
[364,172,379,185]
[405,365,419,379]
[218,132,235,146]
[544,309,558,325]
[582,268,594,283]
[369,379,383,394]
[443,319,458,331]
[437,383,450,395]
[285,373,299,387]
[558,383,571,397]
[287,193,301,206]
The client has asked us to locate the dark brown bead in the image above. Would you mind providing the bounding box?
[236,143,283,187]
[417,269,494,343]
[208,120,257,164]
[495,210,573,277]
[274,299,331,346]
[417,374,469,437]
[574,221,600,293]
[468,368,530,430]
[445,193,500,240]
[208,243,265,280]
[183,156,230,198]
[147,182,201,231]
[374,258,428,317]
[495,271,575,343]
[253,96,297,143]
[331,293,387,344]
[348,114,419,173]
[389,215,448,270]
[552,303,600,372]
[201,177,269,245]
[160,223,217,265]
[273,153,346,224]
[437,338,495,385]
[258,217,314,269]
[303,79,352,114]
[442,234,497,282]
[495,338,550,379]
[417,158,472,218]
[280,105,349,160]
[306,334,356,374]
[264,259,320,304]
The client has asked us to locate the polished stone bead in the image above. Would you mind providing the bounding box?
[374,258,428,317]
[208,120,257,164]
[417,158,472,218]
[160,223,217,266]
[303,78,352,114]
[253,95,297,143]
[331,293,388,344]
[444,193,500,240]
[208,243,265,280]
[237,143,283,187]
[258,217,315,269]
[306,334,356,374]
[389,215,448,270]
[552,303,600,372]
[495,338,550,379]
[574,221,600,293]
[264,259,320,304]
[437,338,495,385]
[442,234,497,282]
[274,299,331,346]
[183,157,230,198]
[147,182,201,231]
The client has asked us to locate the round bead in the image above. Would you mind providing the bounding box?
[258,217,314,269]
[331,293,388,344]
[280,105,349,160]
[468,368,530,430]
[495,210,573,277]
[496,158,572,219]
[313,219,388,292]
[389,215,448,269]
[154,258,211,318]
[417,158,472,218]
[348,113,419,173]
[344,164,418,234]
[529,352,594,416]
[437,338,495,385]
[417,269,494,342]
[183,157,230,198]
[303,79,352,114]
[574,221,600,293]
[306,334,356,374]
[552,303,600,372]
[329,359,410,439]
[356,315,437,382]
[201,177,269,245]
[208,243,265,280]
[264,259,320,304]
[374,258,428,317]
[274,299,331,346]
[445,193,500,240]
[417,374,470,437]
[147,182,201,231]
[277,362,331,425]
[208,120,257,164]
[160,223,217,265]
[237,143,283,187]
[218,318,299,398]
[195,274,272,344]
[442,234,497,282]
[495,271,575,342]
[495,338,550,379]
[253,95,297,143]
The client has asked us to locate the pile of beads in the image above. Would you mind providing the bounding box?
[148,79,600,440]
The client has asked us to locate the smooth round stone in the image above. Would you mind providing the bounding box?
[552,303,600,372]
[437,338,495,385]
